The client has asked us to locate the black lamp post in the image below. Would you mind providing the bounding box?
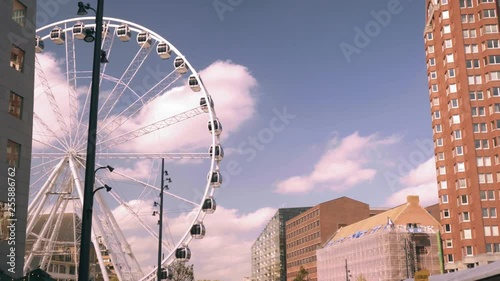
[154,158,172,280]
[76,0,105,280]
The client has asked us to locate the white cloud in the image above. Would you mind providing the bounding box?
[385,157,438,207]
[107,60,257,153]
[112,204,276,280]
[275,132,400,194]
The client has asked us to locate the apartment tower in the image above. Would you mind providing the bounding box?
[425,0,500,272]
[0,0,36,278]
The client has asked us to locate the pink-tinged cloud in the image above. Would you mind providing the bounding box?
[385,157,438,207]
[275,132,400,194]
[112,203,276,280]
[110,60,258,153]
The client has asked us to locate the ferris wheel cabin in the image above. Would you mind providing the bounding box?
[175,246,191,262]
[157,42,171,59]
[202,197,216,214]
[188,75,201,92]
[116,24,131,42]
[190,223,206,239]
[200,97,214,113]
[137,31,151,48]
[174,57,189,74]
[209,145,224,161]
[35,36,44,53]
[72,22,86,39]
[208,171,223,187]
[208,119,222,136]
[159,268,172,280]
[50,27,65,45]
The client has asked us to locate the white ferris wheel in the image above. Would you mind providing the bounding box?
[27,16,223,281]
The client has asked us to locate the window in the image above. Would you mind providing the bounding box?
[430,71,437,79]
[432,84,438,92]
[461,194,468,204]
[12,0,26,27]
[427,33,433,40]
[482,9,496,18]
[440,181,448,189]
[491,87,500,97]
[6,140,20,167]
[455,145,464,156]
[434,111,441,119]
[439,166,446,175]
[461,14,474,23]
[485,226,492,236]
[444,224,451,233]
[468,75,482,84]
[452,115,461,124]
[451,100,459,109]
[428,45,435,53]
[443,209,450,218]
[436,138,443,147]
[465,246,473,256]
[487,55,500,65]
[465,44,479,53]
[466,59,480,68]
[449,84,457,93]
[483,208,490,218]
[490,208,497,218]
[463,29,477,38]
[8,92,22,119]
[445,39,453,48]
[460,0,473,8]
[435,124,442,133]
[462,212,470,221]
[463,229,472,239]
[437,152,445,160]
[429,58,436,66]
[486,39,499,49]
[445,239,453,248]
[482,24,498,35]
[457,178,467,189]
[446,54,454,63]
[10,45,25,72]
[442,10,450,19]
[489,71,500,81]
[447,254,454,263]
[442,194,449,203]
[444,25,451,34]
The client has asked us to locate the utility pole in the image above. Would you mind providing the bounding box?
[156,158,171,280]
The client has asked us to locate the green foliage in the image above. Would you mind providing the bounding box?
[293,266,308,281]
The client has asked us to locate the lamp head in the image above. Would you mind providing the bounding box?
[106,165,114,172]
[104,184,112,192]
[83,28,95,43]
[77,2,88,15]
[100,50,109,63]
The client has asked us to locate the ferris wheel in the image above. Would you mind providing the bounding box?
[26,16,223,281]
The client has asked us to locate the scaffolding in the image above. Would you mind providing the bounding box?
[317,226,441,281]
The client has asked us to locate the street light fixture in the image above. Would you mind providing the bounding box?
[93,184,112,195]
[76,3,106,280]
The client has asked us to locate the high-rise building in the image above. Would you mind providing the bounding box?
[0,0,36,278]
[425,0,500,272]
[251,207,311,281]
[285,197,372,281]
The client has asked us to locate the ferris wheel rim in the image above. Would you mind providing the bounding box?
[30,16,222,280]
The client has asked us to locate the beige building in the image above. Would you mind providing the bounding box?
[317,196,442,281]
[424,0,500,271]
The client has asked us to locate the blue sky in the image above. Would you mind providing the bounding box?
[34,0,437,279]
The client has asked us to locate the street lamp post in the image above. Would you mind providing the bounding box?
[77,1,105,280]
[155,158,172,280]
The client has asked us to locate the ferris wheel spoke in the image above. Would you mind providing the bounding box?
[33,139,67,153]
[97,107,205,149]
[107,190,175,254]
[35,56,71,146]
[95,152,210,160]
[99,41,155,123]
[34,113,69,149]
[108,169,200,206]
[98,69,182,140]
[64,23,79,148]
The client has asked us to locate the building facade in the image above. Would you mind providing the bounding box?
[0,0,36,278]
[285,197,371,281]
[317,196,441,281]
[251,207,310,281]
[424,0,500,271]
